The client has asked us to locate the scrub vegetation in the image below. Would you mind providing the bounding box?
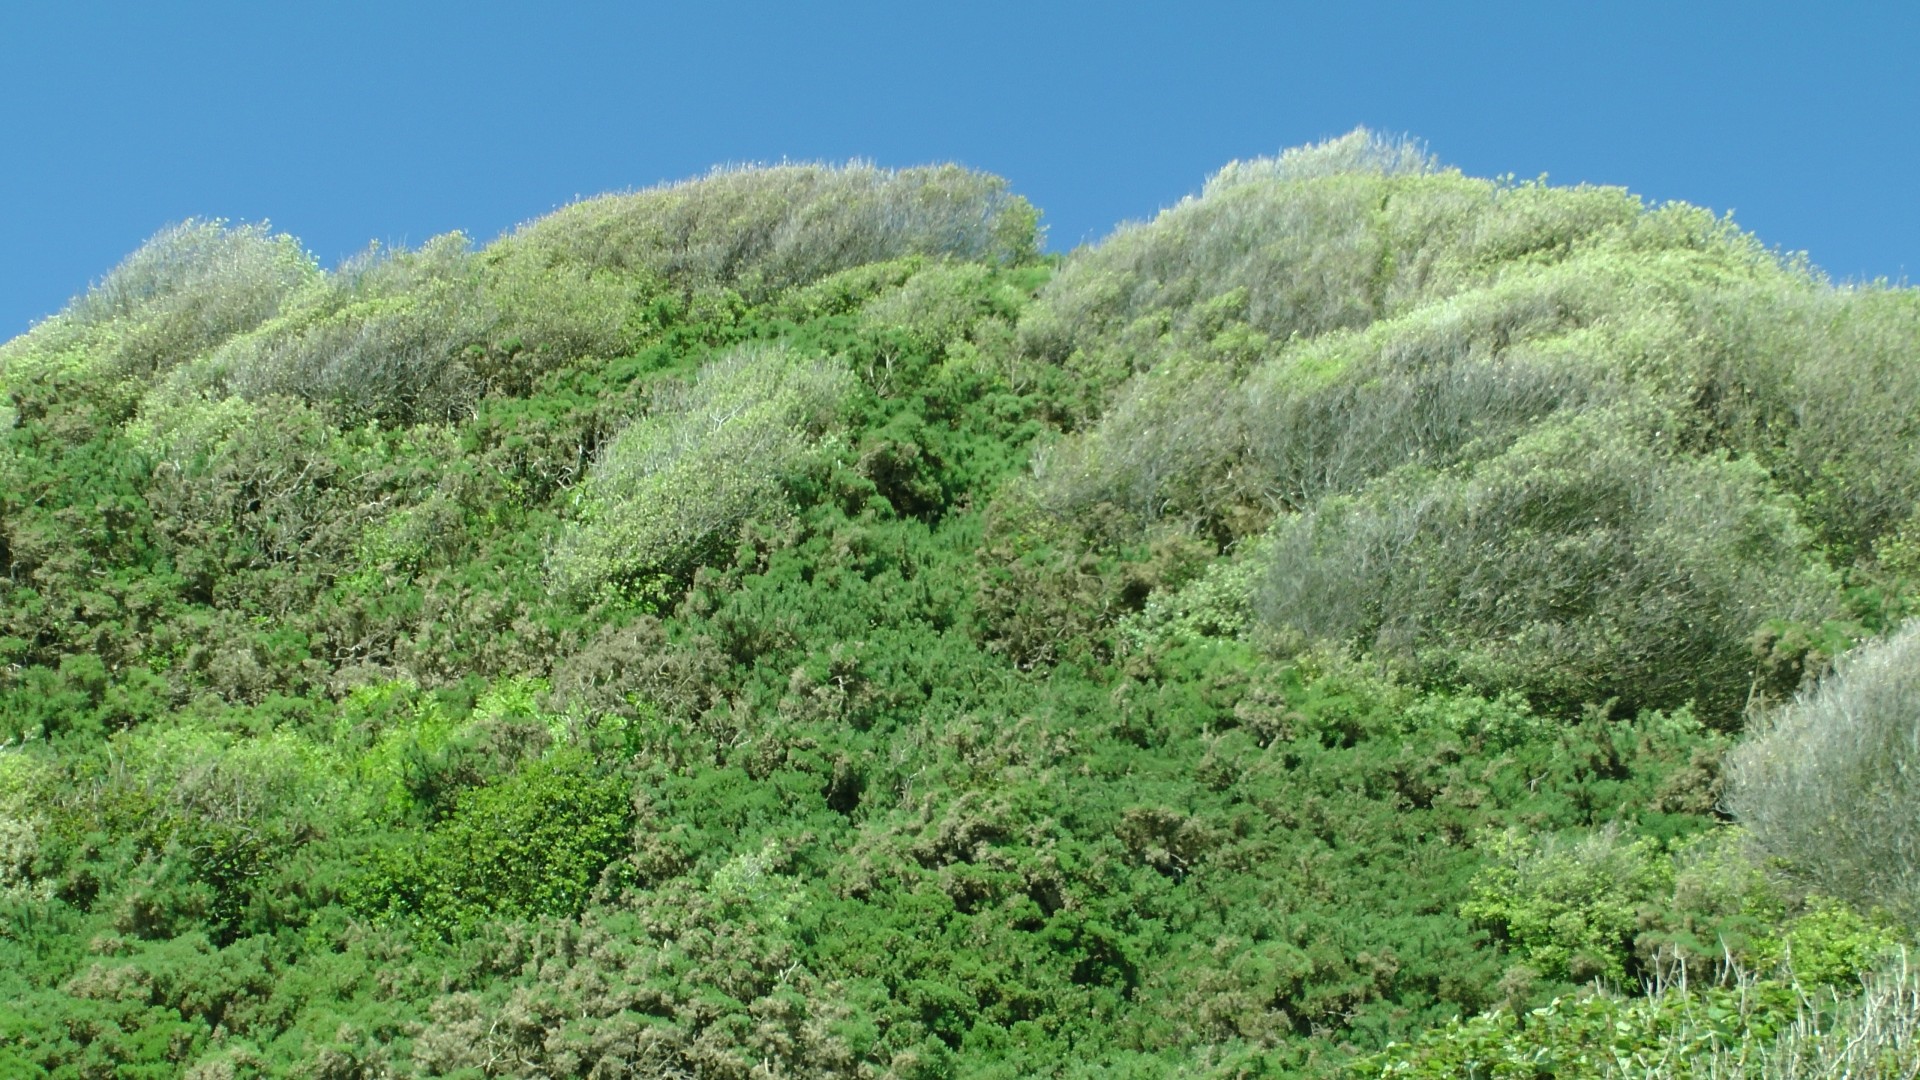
[1,135,1917,1076]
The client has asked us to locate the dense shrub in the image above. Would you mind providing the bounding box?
[1461,826,1673,984]
[353,747,631,937]
[1354,956,1920,1079]
[1014,129,1658,403]
[549,343,858,599]
[0,219,316,390]
[492,161,1040,302]
[1256,406,1832,722]
[1032,288,1602,540]
[1022,175,1803,541]
[1758,286,1920,562]
[1725,623,1920,919]
[208,233,490,426]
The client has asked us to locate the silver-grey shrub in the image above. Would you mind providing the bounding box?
[1725,624,1920,920]
[549,343,857,599]
[1,219,315,385]
[215,233,491,426]
[1015,129,1650,397]
[492,162,1038,303]
[1031,268,1613,540]
[1256,405,1831,722]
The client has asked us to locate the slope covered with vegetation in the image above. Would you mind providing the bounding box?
[1,134,1917,1077]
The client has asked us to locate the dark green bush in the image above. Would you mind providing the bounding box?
[353,747,630,937]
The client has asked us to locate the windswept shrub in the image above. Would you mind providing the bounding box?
[492,161,1039,302]
[1762,286,1920,562]
[550,343,857,599]
[857,260,1001,353]
[1032,357,1253,537]
[213,233,489,426]
[0,219,314,386]
[1204,127,1438,189]
[1034,285,1604,540]
[1257,406,1832,722]
[1725,623,1920,920]
[1016,129,1660,404]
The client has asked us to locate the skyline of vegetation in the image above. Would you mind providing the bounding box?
[1,130,1916,1077]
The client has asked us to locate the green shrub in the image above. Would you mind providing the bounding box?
[1725,623,1920,920]
[1015,129,1663,402]
[491,161,1039,302]
[1352,959,1920,1079]
[1462,826,1672,984]
[1257,405,1832,722]
[352,747,631,937]
[549,343,857,599]
[1760,286,1920,562]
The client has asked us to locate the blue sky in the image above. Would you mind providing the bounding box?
[4,1,1916,338]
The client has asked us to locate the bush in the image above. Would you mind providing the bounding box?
[1725,623,1920,920]
[1462,825,1673,985]
[352,747,631,937]
[0,219,314,387]
[1015,129,1659,402]
[1354,957,1920,1079]
[211,233,490,426]
[491,161,1039,302]
[1032,284,1604,540]
[1256,405,1832,722]
[1031,356,1254,537]
[549,343,857,599]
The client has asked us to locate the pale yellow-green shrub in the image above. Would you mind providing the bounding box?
[550,343,857,598]
[0,219,315,389]
[491,161,1038,303]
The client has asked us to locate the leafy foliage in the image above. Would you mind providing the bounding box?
[0,138,1915,1077]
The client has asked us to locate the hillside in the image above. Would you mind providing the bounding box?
[1,132,1917,1077]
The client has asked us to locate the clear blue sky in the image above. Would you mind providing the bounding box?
[4,1,1916,338]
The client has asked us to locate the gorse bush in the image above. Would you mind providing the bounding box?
[1462,826,1673,984]
[1726,623,1920,920]
[493,161,1040,302]
[550,342,857,599]
[353,747,631,938]
[1256,405,1831,722]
